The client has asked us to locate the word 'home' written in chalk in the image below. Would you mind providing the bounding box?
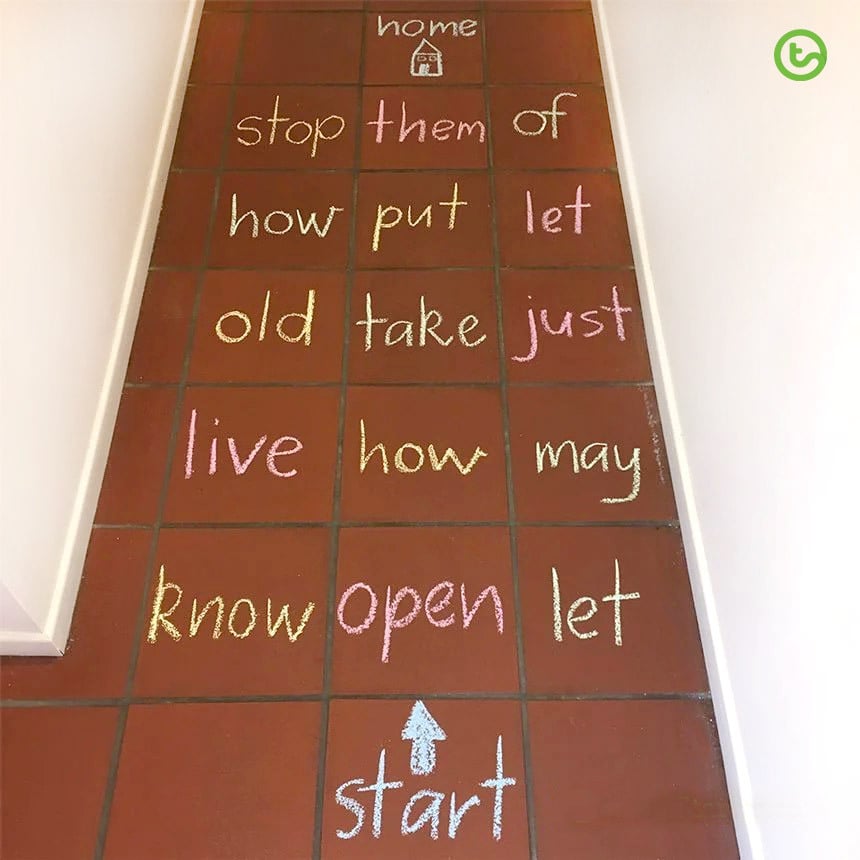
[551,560,641,645]
[215,289,315,346]
[229,194,344,238]
[372,182,467,252]
[376,16,478,39]
[235,96,345,159]
[337,579,504,663]
[184,409,303,479]
[147,566,315,643]
[360,420,488,476]
[511,285,632,362]
[535,439,641,504]
[357,293,486,351]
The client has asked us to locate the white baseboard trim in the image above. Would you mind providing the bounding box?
[38,0,205,655]
[592,3,763,858]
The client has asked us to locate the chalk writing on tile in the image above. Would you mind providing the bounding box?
[183,408,303,479]
[215,289,315,345]
[235,97,346,158]
[510,286,632,362]
[551,561,640,644]
[357,293,486,351]
[367,99,485,143]
[359,419,488,476]
[335,703,516,842]
[410,39,443,78]
[372,182,468,252]
[534,440,641,504]
[229,194,345,238]
[146,565,315,643]
[376,17,478,39]
[513,92,578,139]
[337,580,504,663]
[525,186,591,234]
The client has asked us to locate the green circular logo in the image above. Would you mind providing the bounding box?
[774,29,827,80]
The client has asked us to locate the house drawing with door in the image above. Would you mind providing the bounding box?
[410,39,443,77]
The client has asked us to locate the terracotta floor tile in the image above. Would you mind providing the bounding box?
[331,527,518,693]
[163,386,339,523]
[1,530,149,700]
[340,386,507,522]
[495,171,632,267]
[189,270,346,383]
[95,387,177,524]
[0,707,118,860]
[501,269,651,382]
[205,0,247,11]
[507,386,677,522]
[365,10,484,85]
[322,699,528,857]
[150,171,217,268]
[125,270,196,383]
[529,700,739,858]
[209,171,352,268]
[104,702,320,860]
[134,528,327,696]
[518,526,708,693]
[241,12,362,83]
[486,11,602,83]
[254,1,363,9]
[173,85,232,169]
[369,1,481,10]
[491,85,616,169]
[361,87,488,169]
[190,13,245,83]
[227,86,358,169]
[356,172,492,268]
[348,269,499,383]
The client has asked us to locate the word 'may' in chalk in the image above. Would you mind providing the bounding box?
[525,186,591,235]
[215,289,315,346]
[367,99,485,144]
[376,16,478,38]
[184,408,303,479]
[235,96,346,158]
[335,736,515,841]
[147,565,315,644]
[551,560,641,645]
[372,182,467,252]
[510,285,632,363]
[337,579,504,663]
[229,194,344,238]
[359,419,488,476]
[534,439,641,504]
[356,292,486,351]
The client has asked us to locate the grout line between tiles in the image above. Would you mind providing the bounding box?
[90,11,252,860]
[1,691,712,709]
[147,262,635,272]
[480,6,538,858]
[173,165,619,174]
[123,380,655,390]
[90,519,681,529]
[310,8,368,858]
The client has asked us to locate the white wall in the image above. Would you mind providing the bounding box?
[596,1,860,857]
[0,0,200,653]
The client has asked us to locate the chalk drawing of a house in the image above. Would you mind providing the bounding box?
[410,39,443,78]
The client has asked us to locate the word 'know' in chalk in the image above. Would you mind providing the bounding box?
[147,566,315,644]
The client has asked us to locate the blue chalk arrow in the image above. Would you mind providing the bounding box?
[401,700,447,776]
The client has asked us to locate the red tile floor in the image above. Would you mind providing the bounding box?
[0,2,740,858]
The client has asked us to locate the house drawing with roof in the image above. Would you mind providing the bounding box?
[410,39,443,77]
